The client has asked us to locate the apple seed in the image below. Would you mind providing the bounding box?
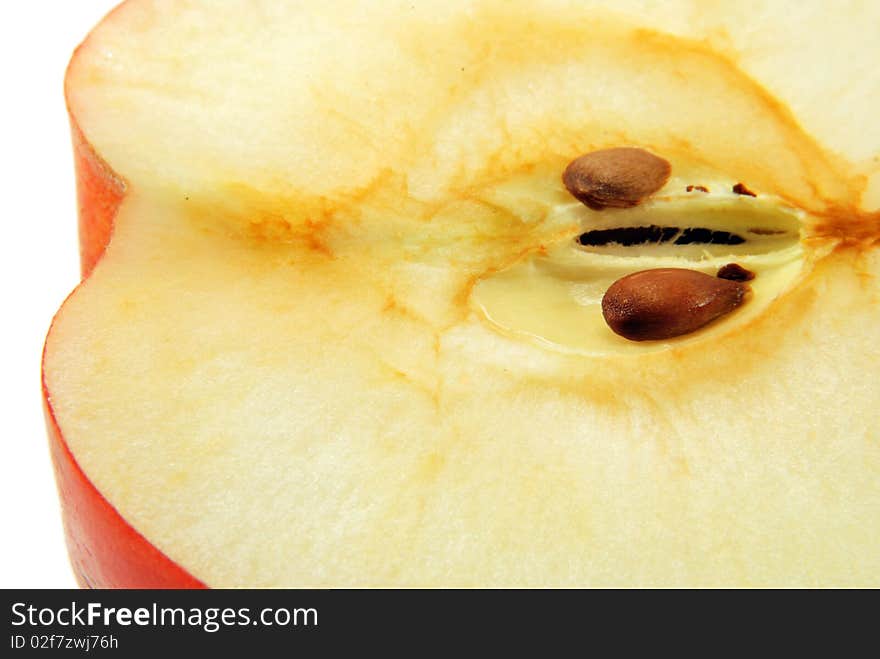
[733,182,757,197]
[602,268,750,341]
[563,147,672,210]
[717,263,756,281]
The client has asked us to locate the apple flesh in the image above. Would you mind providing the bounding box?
[45,381,204,588]
[45,121,204,588]
[45,0,880,587]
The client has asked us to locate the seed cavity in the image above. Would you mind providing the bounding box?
[602,268,750,341]
[577,225,745,247]
[717,263,756,281]
[563,147,671,210]
[674,228,745,245]
[733,182,757,197]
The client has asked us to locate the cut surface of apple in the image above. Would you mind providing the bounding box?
[45,0,880,587]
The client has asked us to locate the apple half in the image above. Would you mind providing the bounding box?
[44,0,880,587]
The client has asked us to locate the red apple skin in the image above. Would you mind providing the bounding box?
[41,117,206,589]
[71,121,124,278]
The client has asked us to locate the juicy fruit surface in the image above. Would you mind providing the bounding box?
[47,0,880,585]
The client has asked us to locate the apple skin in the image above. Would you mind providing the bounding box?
[41,120,205,589]
[70,121,123,278]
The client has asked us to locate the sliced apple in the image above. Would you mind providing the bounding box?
[45,0,880,587]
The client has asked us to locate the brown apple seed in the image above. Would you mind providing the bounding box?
[732,182,757,197]
[563,147,672,210]
[717,263,756,282]
[602,268,750,341]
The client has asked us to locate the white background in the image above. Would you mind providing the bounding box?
[1,1,123,588]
